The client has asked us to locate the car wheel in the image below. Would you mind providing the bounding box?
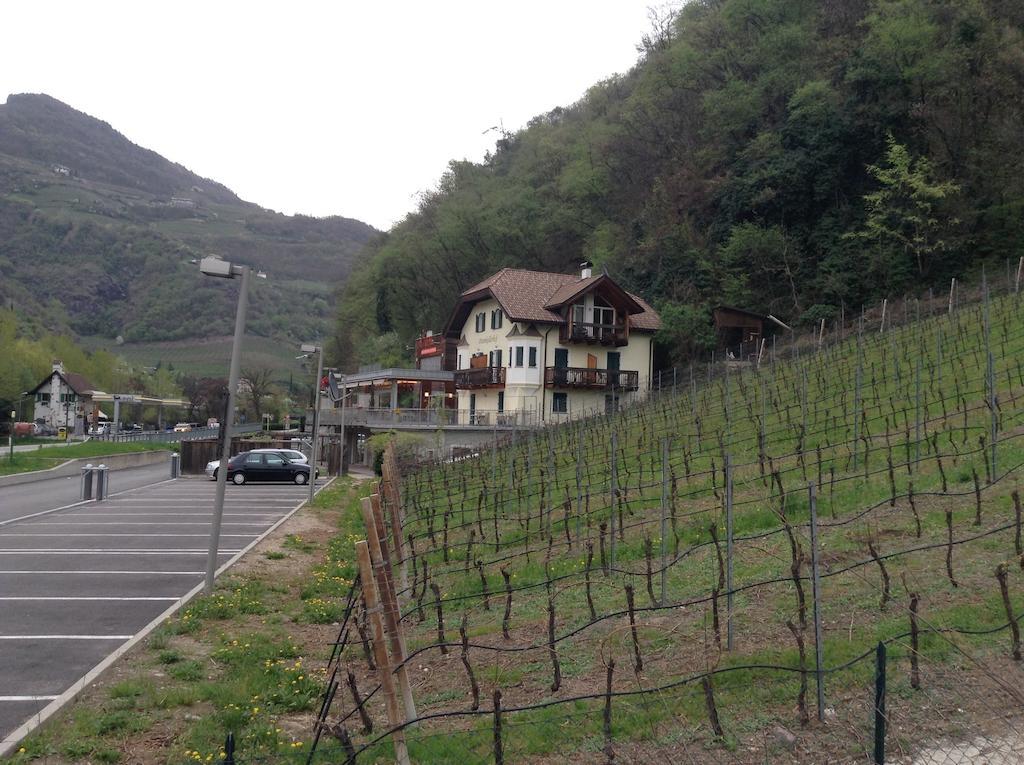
[212,469,218,481]
[232,472,246,485]
[293,472,308,485]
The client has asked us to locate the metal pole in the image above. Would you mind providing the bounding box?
[874,641,887,764]
[576,421,583,545]
[308,346,324,504]
[808,482,825,721]
[660,437,669,605]
[205,266,250,595]
[725,454,734,651]
[983,271,997,481]
[853,320,863,470]
[915,354,922,463]
[338,375,347,475]
[610,431,618,568]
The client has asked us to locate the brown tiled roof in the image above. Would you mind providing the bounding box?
[449,268,661,334]
[628,293,662,331]
[27,370,97,396]
[65,372,97,394]
[543,275,602,309]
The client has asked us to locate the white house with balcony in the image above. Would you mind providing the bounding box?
[443,264,661,423]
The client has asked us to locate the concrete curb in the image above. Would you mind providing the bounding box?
[0,476,337,757]
[0,451,172,489]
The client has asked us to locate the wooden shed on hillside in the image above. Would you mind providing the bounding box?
[713,306,768,357]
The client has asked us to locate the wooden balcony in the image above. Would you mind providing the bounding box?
[454,366,506,389]
[545,367,639,392]
[560,321,628,346]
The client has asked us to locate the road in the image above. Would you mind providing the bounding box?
[0,467,324,753]
[0,463,172,524]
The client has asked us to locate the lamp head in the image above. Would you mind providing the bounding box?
[198,256,235,278]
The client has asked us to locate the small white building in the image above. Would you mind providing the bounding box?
[27,362,98,435]
[443,264,661,423]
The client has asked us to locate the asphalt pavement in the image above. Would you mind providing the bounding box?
[0,470,323,753]
[0,462,173,524]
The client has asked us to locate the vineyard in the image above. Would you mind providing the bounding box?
[309,280,1024,764]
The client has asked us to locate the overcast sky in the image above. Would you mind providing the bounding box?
[0,1,659,231]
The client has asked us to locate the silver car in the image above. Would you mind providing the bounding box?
[205,448,308,479]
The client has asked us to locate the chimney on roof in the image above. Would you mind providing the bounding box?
[52,360,64,374]
[580,261,593,279]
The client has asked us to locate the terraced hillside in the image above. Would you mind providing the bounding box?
[315,284,1024,764]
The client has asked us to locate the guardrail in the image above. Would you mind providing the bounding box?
[89,423,263,443]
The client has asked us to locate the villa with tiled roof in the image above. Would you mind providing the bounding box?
[443,263,661,423]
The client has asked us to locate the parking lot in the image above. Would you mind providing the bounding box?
[0,474,324,751]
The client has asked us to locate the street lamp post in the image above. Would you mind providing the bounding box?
[338,372,347,476]
[301,343,323,504]
[199,255,262,594]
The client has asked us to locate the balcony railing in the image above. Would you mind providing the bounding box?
[561,321,628,346]
[455,366,506,389]
[319,407,537,429]
[545,367,639,392]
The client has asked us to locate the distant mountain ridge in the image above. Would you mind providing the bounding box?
[0,93,242,205]
[0,93,378,347]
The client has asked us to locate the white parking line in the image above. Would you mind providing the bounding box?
[0,597,178,601]
[0,534,257,538]
[0,697,58,702]
[0,550,241,555]
[0,500,91,529]
[25,522,269,526]
[45,513,283,518]
[0,639,134,643]
[0,571,203,575]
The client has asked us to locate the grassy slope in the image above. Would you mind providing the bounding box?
[333,293,1024,763]
[0,441,172,476]
[78,334,307,383]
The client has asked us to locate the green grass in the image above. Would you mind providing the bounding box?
[78,334,306,383]
[0,441,172,475]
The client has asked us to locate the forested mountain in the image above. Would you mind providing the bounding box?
[0,94,377,343]
[333,0,1024,367]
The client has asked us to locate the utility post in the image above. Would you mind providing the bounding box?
[8,409,15,461]
[301,343,324,504]
[199,255,264,594]
[338,371,348,475]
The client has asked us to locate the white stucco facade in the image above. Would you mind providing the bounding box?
[453,296,657,424]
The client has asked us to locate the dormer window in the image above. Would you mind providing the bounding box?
[594,297,615,328]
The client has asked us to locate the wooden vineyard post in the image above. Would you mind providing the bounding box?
[361,496,418,724]
[808,482,825,722]
[355,541,412,765]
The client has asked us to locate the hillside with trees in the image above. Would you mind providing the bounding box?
[0,94,378,344]
[333,0,1024,367]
